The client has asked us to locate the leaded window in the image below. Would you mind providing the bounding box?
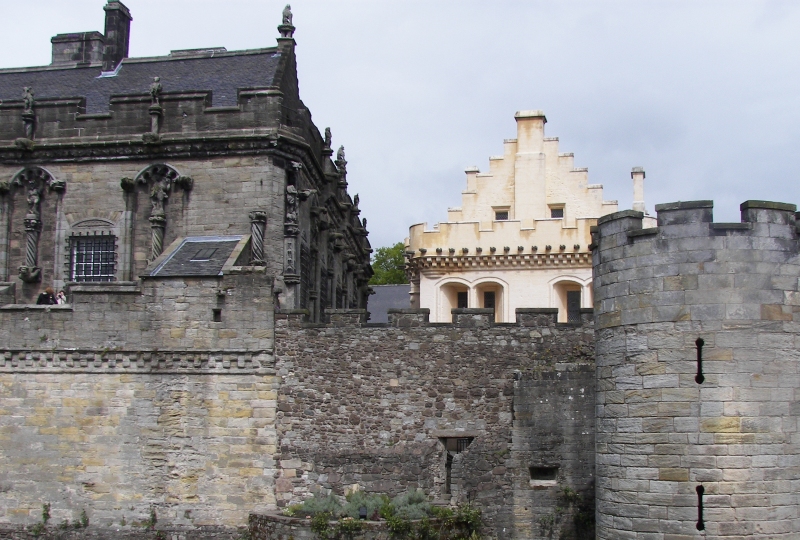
[70,235,116,282]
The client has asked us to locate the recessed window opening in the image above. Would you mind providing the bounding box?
[566,290,581,323]
[70,235,116,282]
[495,211,509,221]
[191,248,217,261]
[550,207,564,219]
[441,437,474,495]
[212,309,222,322]
[554,281,582,323]
[483,291,495,310]
[457,291,468,309]
[529,466,558,481]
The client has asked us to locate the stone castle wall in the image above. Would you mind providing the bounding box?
[0,273,277,530]
[273,308,596,540]
[593,200,800,539]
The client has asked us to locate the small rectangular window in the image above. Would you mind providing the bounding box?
[212,309,222,322]
[457,291,468,309]
[550,207,564,219]
[484,291,495,309]
[495,211,509,221]
[530,466,558,481]
[70,236,116,282]
[567,290,581,323]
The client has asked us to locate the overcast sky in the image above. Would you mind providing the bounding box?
[2,1,799,249]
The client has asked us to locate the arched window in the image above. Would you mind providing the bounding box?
[438,281,469,322]
[474,281,505,322]
[553,279,583,323]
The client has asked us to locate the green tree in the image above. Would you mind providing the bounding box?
[369,242,408,285]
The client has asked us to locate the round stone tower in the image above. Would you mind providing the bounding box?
[592,200,800,539]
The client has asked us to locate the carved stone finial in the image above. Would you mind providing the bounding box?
[362,217,367,229]
[278,4,295,38]
[353,194,359,208]
[324,127,332,148]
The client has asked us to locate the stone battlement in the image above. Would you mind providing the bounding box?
[276,306,594,328]
[0,87,289,142]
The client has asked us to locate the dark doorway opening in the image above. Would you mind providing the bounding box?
[441,437,474,494]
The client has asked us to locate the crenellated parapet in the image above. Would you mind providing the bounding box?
[276,306,594,328]
[592,199,800,539]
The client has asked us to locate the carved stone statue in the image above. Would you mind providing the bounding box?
[150,178,170,215]
[324,127,332,148]
[285,185,298,224]
[336,146,345,163]
[282,5,293,25]
[353,194,359,208]
[26,187,42,218]
[149,77,162,106]
[22,87,34,113]
[362,217,367,229]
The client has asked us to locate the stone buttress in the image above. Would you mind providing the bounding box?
[592,200,800,539]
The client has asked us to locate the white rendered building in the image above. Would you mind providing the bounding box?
[406,110,650,323]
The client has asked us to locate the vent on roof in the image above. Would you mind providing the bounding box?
[191,248,217,261]
[170,47,227,58]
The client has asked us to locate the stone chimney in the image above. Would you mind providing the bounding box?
[102,1,132,72]
[51,32,106,66]
[514,110,547,154]
[631,167,646,213]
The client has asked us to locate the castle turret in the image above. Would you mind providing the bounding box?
[592,200,800,538]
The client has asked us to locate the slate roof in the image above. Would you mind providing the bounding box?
[151,236,242,278]
[0,49,282,114]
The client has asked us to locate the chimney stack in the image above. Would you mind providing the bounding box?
[102,1,132,72]
[631,167,646,213]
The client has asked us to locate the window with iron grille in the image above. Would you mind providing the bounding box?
[70,235,116,282]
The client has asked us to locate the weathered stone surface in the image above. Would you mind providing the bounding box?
[593,199,800,539]
[274,310,595,540]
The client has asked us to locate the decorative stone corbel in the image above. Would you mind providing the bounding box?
[298,188,316,201]
[120,177,135,192]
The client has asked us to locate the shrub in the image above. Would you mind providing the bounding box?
[341,492,388,520]
[310,511,332,538]
[300,494,342,517]
[390,489,431,520]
